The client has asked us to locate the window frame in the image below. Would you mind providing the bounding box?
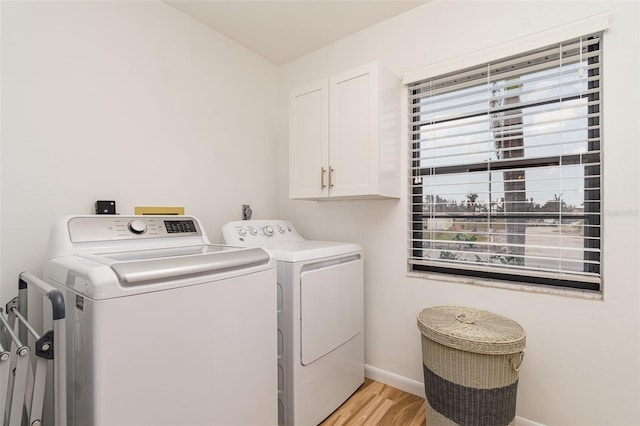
[407,33,603,292]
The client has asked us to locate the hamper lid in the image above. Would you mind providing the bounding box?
[417,306,526,355]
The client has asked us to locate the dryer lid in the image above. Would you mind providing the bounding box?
[221,219,362,262]
[263,240,362,262]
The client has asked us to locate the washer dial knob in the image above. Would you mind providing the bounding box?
[277,225,286,234]
[128,220,147,234]
[237,227,247,236]
[263,225,274,237]
[248,226,258,236]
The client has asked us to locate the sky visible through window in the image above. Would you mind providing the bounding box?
[418,62,589,211]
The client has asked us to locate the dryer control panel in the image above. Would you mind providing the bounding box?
[222,220,302,245]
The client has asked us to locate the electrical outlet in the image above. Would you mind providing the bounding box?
[242,204,252,220]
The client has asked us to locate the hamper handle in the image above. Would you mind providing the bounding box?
[455,313,476,324]
[510,351,525,372]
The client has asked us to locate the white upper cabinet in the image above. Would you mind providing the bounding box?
[289,61,400,200]
[289,80,329,199]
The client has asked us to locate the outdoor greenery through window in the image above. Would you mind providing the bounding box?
[409,33,602,291]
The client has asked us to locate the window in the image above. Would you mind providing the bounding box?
[408,33,602,291]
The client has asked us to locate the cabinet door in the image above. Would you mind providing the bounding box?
[329,62,380,197]
[289,80,329,199]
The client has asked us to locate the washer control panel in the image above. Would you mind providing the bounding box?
[222,220,302,245]
[68,215,202,242]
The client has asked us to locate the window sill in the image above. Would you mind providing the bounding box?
[407,271,603,301]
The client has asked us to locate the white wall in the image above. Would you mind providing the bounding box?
[2,1,639,424]
[278,1,640,425]
[0,1,279,297]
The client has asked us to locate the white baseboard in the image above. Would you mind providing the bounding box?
[515,417,546,426]
[364,364,545,426]
[364,364,426,398]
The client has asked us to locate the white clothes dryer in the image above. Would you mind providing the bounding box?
[43,215,277,426]
[222,220,364,426]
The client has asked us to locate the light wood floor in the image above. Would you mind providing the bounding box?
[320,378,426,426]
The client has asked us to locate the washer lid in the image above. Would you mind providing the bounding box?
[87,244,231,262]
[81,245,270,285]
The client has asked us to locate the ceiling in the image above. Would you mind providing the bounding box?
[164,1,427,65]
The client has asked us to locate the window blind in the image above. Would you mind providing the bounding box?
[408,33,602,291]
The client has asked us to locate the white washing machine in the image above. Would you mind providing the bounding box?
[222,220,364,426]
[43,215,277,426]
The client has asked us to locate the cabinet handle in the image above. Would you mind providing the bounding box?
[329,167,335,188]
[321,167,327,189]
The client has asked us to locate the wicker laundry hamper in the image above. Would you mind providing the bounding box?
[417,306,526,426]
